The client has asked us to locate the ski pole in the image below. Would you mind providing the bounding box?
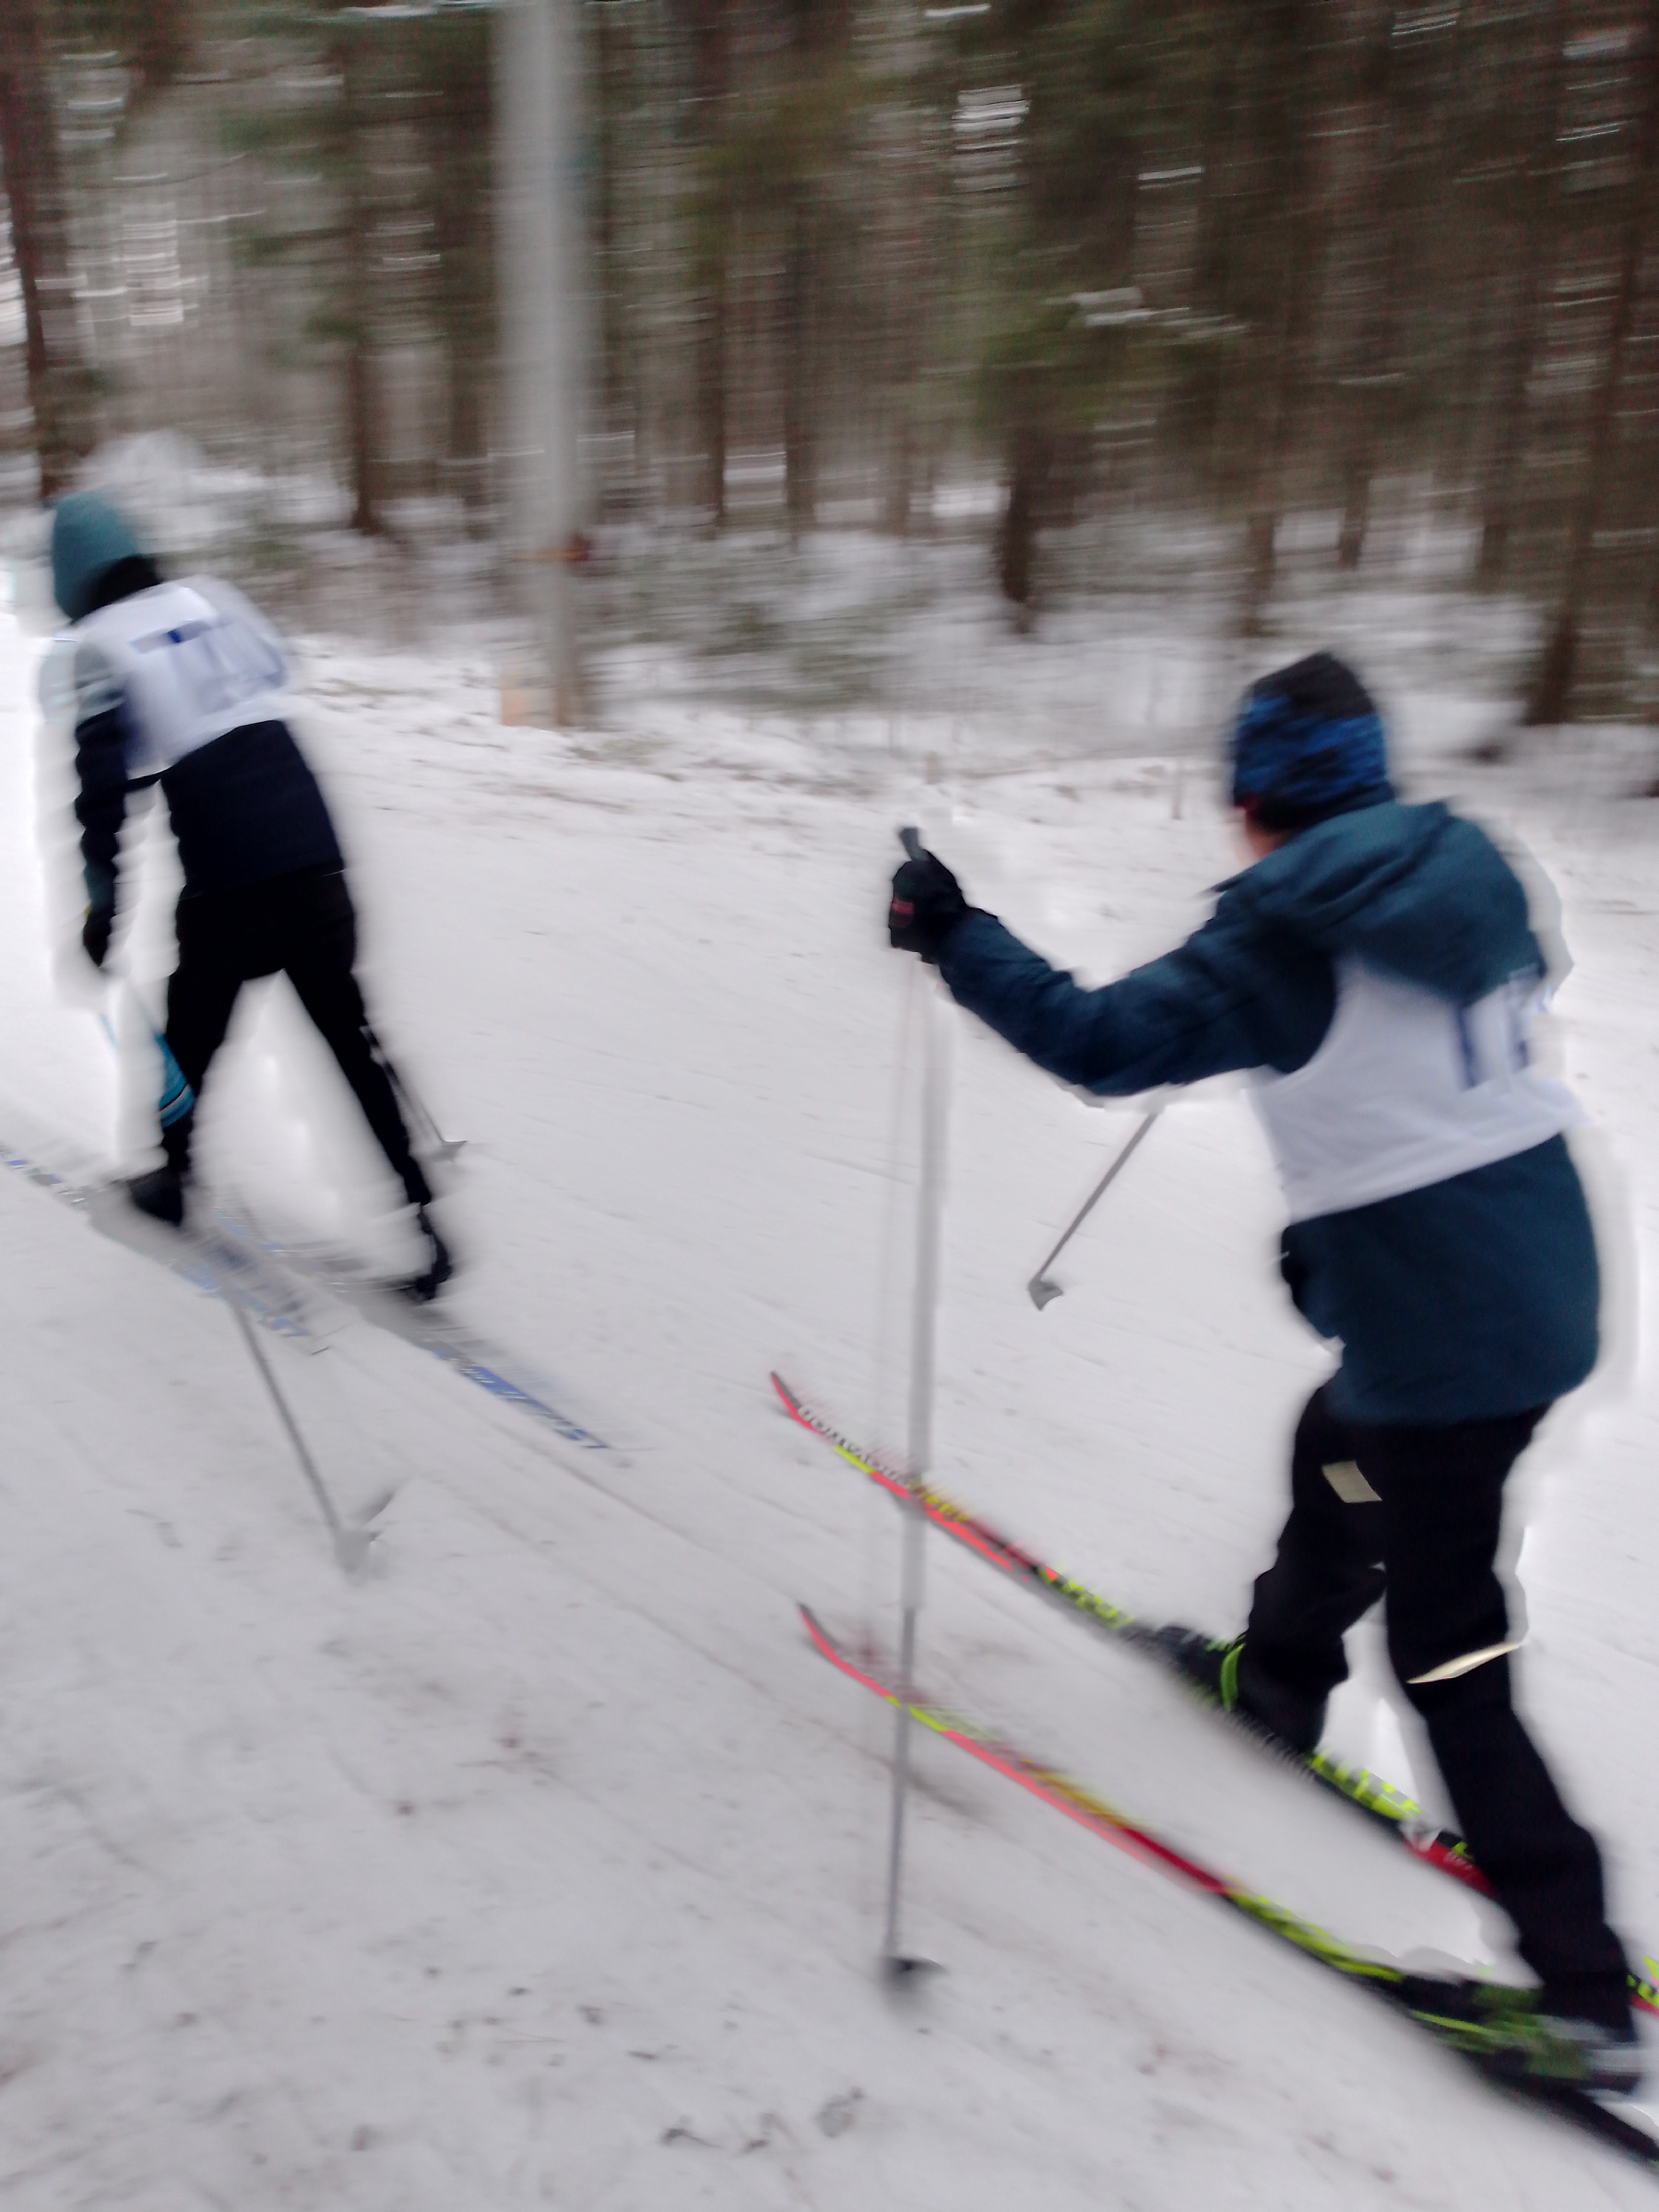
[224,1291,381,1576]
[94,984,379,1574]
[1027,1107,1162,1310]
[883,826,953,1981]
[96,981,195,1129]
[363,1023,466,1163]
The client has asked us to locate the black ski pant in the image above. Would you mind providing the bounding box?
[1244,1384,1630,2028]
[160,865,431,1209]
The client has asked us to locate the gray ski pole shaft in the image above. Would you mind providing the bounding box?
[1027,1107,1162,1310]
[884,837,953,1978]
[364,1023,465,1162]
[225,1294,375,1575]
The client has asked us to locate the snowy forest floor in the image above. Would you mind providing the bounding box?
[2,546,1658,2207]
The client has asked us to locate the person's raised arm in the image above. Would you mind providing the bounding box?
[887,840,1333,1095]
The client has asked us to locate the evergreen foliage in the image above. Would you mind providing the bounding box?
[10,0,1659,718]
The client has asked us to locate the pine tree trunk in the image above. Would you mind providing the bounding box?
[1240,507,1278,635]
[0,0,90,500]
[690,0,731,525]
[346,317,382,538]
[1476,268,1541,591]
[1237,0,1320,635]
[885,412,914,539]
[124,0,190,113]
[429,19,493,520]
[882,93,933,541]
[1524,5,1659,724]
[777,0,851,540]
[1476,0,1566,590]
[697,274,727,526]
[1337,455,1371,574]
[1335,9,1402,579]
[333,28,383,537]
[447,354,487,516]
[998,429,1053,629]
[1336,9,1398,575]
[781,207,814,540]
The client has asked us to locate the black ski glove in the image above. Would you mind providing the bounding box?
[889,843,971,963]
[81,904,113,969]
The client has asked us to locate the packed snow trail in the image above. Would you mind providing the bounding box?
[2,582,1657,2205]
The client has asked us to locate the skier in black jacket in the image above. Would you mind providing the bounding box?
[51,491,450,1298]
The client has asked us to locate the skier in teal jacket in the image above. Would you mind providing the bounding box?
[887,652,1638,2091]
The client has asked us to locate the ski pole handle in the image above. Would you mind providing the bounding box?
[898,825,924,861]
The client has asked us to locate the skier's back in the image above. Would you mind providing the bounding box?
[51,491,450,1299]
[886,651,1638,2092]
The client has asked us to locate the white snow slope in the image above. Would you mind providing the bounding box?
[1,582,1657,2210]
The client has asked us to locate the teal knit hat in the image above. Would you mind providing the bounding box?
[51,492,146,622]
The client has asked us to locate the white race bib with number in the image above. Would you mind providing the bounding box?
[70,575,295,773]
[1252,956,1580,1221]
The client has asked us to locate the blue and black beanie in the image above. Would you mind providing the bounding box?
[1229,652,1392,830]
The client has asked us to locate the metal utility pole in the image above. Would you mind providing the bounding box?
[495,0,588,726]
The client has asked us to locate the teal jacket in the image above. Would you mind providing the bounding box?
[937,800,1598,1423]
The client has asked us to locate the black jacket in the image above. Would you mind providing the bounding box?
[70,577,342,907]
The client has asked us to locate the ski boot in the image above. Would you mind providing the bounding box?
[405,1204,453,1304]
[1152,1627,1326,1757]
[1401,1976,1645,2098]
[127,1163,186,1229]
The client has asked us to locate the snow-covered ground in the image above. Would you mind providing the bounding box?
[2,554,1657,2207]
